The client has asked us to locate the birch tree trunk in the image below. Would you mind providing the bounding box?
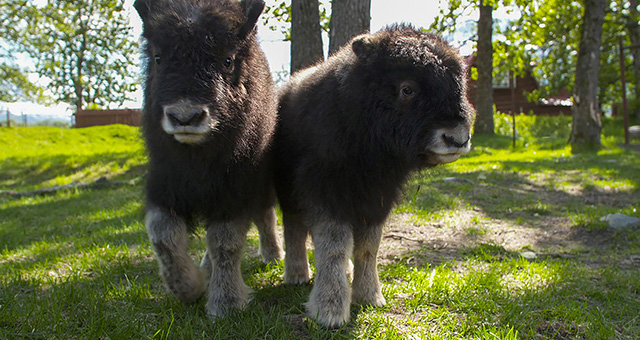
[475,0,495,134]
[627,0,640,118]
[328,0,370,56]
[290,0,323,74]
[570,0,607,153]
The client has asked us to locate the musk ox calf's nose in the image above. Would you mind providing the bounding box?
[442,132,471,149]
[164,103,209,127]
[160,101,215,144]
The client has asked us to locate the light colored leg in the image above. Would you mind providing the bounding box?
[204,219,252,318]
[306,219,353,328]
[352,225,386,307]
[253,206,284,263]
[145,205,205,303]
[283,213,311,284]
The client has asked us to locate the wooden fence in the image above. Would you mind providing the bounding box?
[74,109,141,128]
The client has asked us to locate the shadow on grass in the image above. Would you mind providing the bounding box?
[381,242,640,339]
[0,184,146,254]
[0,151,147,191]
[402,144,639,228]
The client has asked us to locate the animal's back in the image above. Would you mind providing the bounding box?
[274,48,408,227]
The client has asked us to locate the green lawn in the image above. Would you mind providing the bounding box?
[1,119,639,339]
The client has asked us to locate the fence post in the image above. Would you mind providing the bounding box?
[6,109,11,128]
[619,36,629,145]
[512,111,516,149]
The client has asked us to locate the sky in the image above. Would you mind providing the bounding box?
[1,0,473,118]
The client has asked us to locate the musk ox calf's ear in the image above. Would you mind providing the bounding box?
[133,0,153,21]
[351,34,379,62]
[238,0,265,39]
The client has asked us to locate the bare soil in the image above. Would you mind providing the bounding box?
[246,181,639,269]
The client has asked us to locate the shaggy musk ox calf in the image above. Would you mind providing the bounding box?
[274,25,475,327]
[134,0,283,318]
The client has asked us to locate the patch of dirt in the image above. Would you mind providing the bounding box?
[378,210,619,267]
[242,177,635,270]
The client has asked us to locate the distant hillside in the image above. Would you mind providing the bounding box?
[2,112,71,127]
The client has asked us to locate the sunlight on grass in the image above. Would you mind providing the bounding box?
[0,125,146,191]
[377,256,567,338]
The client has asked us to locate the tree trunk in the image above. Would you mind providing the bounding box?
[290,0,324,74]
[475,0,494,135]
[628,0,640,118]
[570,0,606,153]
[328,0,370,56]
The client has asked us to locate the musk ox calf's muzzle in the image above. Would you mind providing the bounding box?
[161,100,216,144]
[427,125,472,164]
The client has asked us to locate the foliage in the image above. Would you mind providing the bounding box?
[432,0,638,112]
[494,112,572,144]
[1,120,639,338]
[0,61,46,103]
[5,0,139,110]
[263,0,331,41]
[0,0,45,102]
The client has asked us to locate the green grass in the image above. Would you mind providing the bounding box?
[0,125,146,191]
[1,120,639,339]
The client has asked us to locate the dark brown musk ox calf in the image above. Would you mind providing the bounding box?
[274,25,475,327]
[134,0,283,318]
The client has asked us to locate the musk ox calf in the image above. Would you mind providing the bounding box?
[274,25,475,327]
[134,0,282,318]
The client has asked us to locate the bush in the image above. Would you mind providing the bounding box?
[494,113,572,146]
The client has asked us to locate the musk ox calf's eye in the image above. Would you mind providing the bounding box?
[154,55,161,65]
[224,57,234,69]
[401,85,414,97]
[398,81,418,100]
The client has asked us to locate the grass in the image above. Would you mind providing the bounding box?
[1,118,639,339]
[0,125,146,192]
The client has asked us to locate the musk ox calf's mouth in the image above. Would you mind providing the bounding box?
[171,132,209,144]
[432,152,464,164]
[420,150,467,165]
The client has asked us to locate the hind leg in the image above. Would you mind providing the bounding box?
[204,218,252,318]
[352,225,386,307]
[253,206,284,263]
[145,205,206,303]
[306,218,353,328]
[283,212,311,284]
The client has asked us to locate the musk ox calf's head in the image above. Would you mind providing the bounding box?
[344,25,474,167]
[135,0,266,145]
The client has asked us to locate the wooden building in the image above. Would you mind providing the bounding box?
[74,109,141,128]
[465,56,572,115]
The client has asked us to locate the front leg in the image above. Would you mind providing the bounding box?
[306,218,353,328]
[145,205,205,303]
[352,225,386,307]
[283,212,311,284]
[253,206,284,263]
[205,218,252,318]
